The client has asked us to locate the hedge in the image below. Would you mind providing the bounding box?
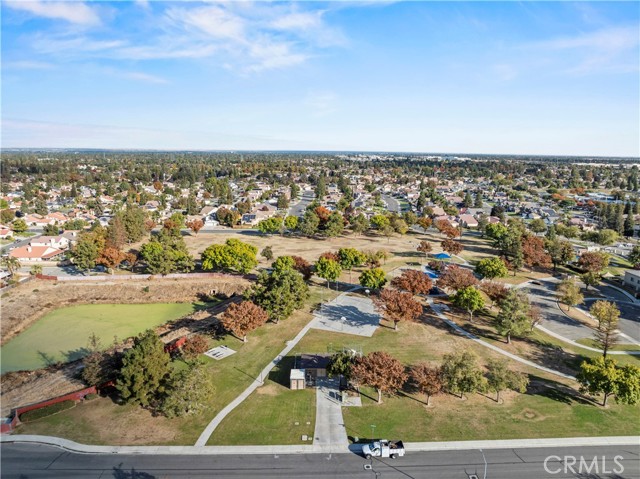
[85,393,98,401]
[20,400,76,422]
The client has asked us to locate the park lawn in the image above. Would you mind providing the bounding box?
[343,384,640,443]
[208,381,316,445]
[15,286,339,446]
[0,302,204,373]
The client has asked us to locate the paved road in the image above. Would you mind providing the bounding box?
[289,191,315,217]
[381,194,400,213]
[1,233,41,255]
[2,443,638,478]
[525,278,640,343]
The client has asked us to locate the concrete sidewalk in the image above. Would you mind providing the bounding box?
[313,378,349,452]
[2,434,637,455]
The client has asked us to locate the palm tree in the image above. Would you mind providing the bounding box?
[1,256,21,276]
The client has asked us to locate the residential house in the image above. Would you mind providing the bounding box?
[623,270,640,295]
[9,245,64,262]
[30,235,70,250]
[0,225,13,239]
[458,214,478,228]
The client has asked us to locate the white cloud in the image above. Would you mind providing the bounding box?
[4,1,101,26]
[165,5,245,41]
[16,2,348,73]
[119,71,168,84]
[3,60,55,70]
[527,26,639,75]
[536,26,638,51]
[271,12,323,31]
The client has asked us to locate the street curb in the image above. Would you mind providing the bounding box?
[2,435,638,455]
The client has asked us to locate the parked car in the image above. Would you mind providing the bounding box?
[362,440,405,459]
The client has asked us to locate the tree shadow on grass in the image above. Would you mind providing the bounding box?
[267,356,295,387]
[526,375,591,406]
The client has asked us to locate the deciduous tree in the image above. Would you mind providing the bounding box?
[315,256,342,288]
[475,257,508,279]
[374,288,422,331]
[557,277,584,311]
[577,356,619,407]
[186,218,204,236]
[409,363,442,406]
[359,268,387,290]
[338,248,366,282]
[391,269,433,295]
[221,301,269,342]
[452,286,485,321]
[201,239,257,274]
[351,351,407,404]
[590,301,621,358]
[181,334,209,362]
[485,359,529,402]
[440,350,485,399]
[441,238,463,255]
[437,265,478,292]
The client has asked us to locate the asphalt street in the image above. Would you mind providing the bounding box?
[0,233,40,255]
[526,278,640,343]
[289,191,315,217]
[2,443,638,479]
[381,194,400,213]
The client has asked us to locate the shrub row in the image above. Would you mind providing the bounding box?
[20,400,76,422]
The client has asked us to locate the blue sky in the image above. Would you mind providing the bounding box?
[2,1,639,156]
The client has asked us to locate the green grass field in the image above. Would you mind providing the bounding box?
[0,302,201,373]
[343,383,640,442]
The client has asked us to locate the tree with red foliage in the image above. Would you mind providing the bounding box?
[181,334,209,361]
[441,239,463,255]
[437,265,478,292]
[521,235,551,270]
[291,255,313,281]
[314,206,331,225]
[480,280,510,307]
[409,363,442,406]
[220,301,269,342]
[351,351,407,404]
[434,219,452,236]
[578,251,610,274]
[417,240,432,262]
[374,288,422,331]
[97,246,128,273]
[319,251,340,262]
[391,269,433,295]
[186,218,204,236]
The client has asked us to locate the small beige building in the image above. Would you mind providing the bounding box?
[289,354,332,390]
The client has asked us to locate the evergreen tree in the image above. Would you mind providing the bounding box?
[116,330,171,407]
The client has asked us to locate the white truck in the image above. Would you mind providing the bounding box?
[362,440,406,459]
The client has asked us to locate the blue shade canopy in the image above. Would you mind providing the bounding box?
[432,253,451,260]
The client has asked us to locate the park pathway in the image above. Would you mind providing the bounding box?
[194,320,314,446]
[313,378,349,451]
[427,299,576,381]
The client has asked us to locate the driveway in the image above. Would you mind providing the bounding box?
[523,278,640,344]
[313,378,349,450]
[311,292,380,337]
